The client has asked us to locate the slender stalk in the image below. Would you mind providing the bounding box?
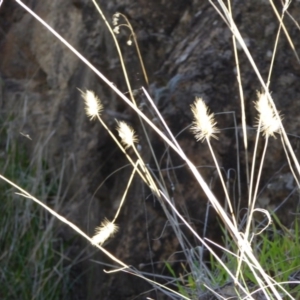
[227,0,249,192]
[91,0,135,103]
[206,139,237,230]
[112,161,138,223]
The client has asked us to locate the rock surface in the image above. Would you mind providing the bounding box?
[1,0,300,299]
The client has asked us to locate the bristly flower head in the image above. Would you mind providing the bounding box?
[91,218,118,246]
[190,97,219,142]
[116,120,138,149]
[81,90,103,120]
[255,91,281,138]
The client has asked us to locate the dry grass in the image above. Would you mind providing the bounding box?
[2,0,300,299]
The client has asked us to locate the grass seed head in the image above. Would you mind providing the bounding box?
[116,120,138,149]
[112,13,120,26]
[91,219,118,246]
[190,97,219,142]
[113,26,120,34]
[255,91,281,138]
[81,90,103,120]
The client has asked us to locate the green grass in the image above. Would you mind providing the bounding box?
[208,214,300,298]
[0,127,72,299]
[164,214,300,299]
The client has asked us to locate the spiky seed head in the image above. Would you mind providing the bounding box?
[190,97,219,142]
[116,120,138,149]
[81,90,103,120]
[255,91,281,138]
[91,219,118,246]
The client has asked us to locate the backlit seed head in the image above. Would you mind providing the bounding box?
[190,97,219,142]
[116,120,138,149]
[255,91,281,138]
[81,90,103,120]
[91,219,118,246]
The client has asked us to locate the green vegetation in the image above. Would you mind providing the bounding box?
[163,215,300,299]
[210,215,300,298]
[0,128,71,299]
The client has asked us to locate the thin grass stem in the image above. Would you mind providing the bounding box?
[226,0,250,191]
[112,160,138,223]
[206,139,238,230]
